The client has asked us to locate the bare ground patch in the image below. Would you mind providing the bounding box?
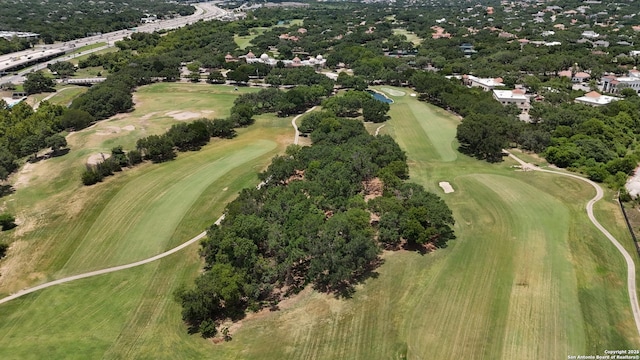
[87,152,111,166]
[165,110,215,121]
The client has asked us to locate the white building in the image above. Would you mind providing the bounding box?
[574,91,621,106]
[463,75,504,91]
[581,30,600,38]
[243,51,326,68]
[601,69,640,94]
[493,89,530,111]
[0,31,39,40]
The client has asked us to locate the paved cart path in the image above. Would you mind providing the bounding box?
[507,151,640,338]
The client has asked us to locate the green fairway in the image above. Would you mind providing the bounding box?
[234,27,267,50]
[0,84,638,358]
[208,87,639,358]
[392,28,423,45]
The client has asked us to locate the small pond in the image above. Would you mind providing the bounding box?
[366,90,394,104]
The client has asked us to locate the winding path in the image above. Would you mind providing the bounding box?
[0,215,224,305]
[0,105,315,305]
[507,151,640,337]
[291,106,317,145]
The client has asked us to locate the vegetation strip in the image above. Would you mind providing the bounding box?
[507,151,640,337]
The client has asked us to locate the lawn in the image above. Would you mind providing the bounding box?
[234,27,267,50]
[392,28,423,45]
[0,84,637,358]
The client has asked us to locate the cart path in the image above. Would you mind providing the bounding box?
[291,106,317,145]
[0,215,224,305]
[507,151,640,338]
[0,106,319,305]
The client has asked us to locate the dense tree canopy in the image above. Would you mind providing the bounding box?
[179,114,455,338]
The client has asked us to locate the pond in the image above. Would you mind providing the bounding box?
[367,90,394,104]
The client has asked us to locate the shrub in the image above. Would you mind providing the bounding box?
[0,242,8,259]
[0,213,16,231]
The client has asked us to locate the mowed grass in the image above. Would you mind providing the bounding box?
[392,28,423,45]
[234,27,267,50]
[205,86,640,358]
[0,84,638,358]
[47,86,87,106]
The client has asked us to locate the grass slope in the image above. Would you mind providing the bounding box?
[0,85,637,359]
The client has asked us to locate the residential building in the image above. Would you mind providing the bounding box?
[464,75,504,91]
[574,91,621,106]
[572,72,591,83]
[601,69,640,94]
[493,89,530,111]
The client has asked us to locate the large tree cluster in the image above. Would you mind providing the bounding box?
[178,115,455,338]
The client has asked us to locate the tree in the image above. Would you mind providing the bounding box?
[59,109,95,130]
[23,71,55,95]
[362,98,390,123]
[47,61,76,77]
[226,69,249,84]
[45,134,67,155]
[456,114,509,162]
[207,71,225,84]
[620,88,638,98]
[189,72,201,83]
[137,135,176,163]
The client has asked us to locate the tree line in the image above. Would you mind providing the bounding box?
[177,112,454,338]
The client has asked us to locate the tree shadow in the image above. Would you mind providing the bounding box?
[0,185,14,198]
[49,148,70,158]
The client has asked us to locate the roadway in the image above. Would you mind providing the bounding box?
[0,2,235,84]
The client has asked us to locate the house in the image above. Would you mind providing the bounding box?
[593,40,610,47]
[464,75,504,91]
[575,91,621,106]
[558,70,572,78]
[582,30,600,38]
[459,43,476,57]
[572,72,591,83]
[224,54,237,63]
[493,89,530,111]
[601,70,640,94]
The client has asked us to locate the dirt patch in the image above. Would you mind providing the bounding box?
[87,152,111,166]
[122,125,135,131]
[362,177,383,201]
[439,181,454,194]
[166,110,215,121]
[12,163,34,188]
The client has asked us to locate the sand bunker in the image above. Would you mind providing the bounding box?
[166,110,215,121]
[381,87,406,96]
[87,152,111,166]
[439,181,454,194]
[122,125,135,131]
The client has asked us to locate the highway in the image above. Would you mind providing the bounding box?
[0,2,235,84]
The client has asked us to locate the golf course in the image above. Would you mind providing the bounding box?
[0,83,637,359]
